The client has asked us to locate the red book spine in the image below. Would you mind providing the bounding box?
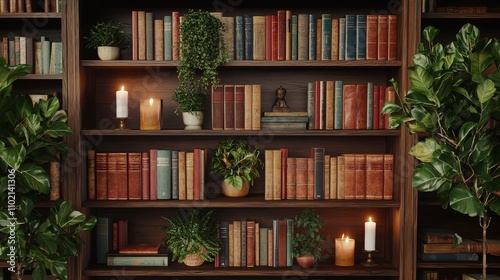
[365,154,384,200]
[280,148,288,200]
[366,15,378,60]
[112,222,119,251]
[278,219,287,267]
[307,157,314,200]
[271,15,278,61]
[128,153,141,200]
[96,152,107,200]
[116,153,128,200]
[107,153,118,200]
[265,15,272,60]
[149,149,158,200]
[277,10,286,61]
[224,85,235,130]
[354,154,366,199]
[343,154,356,199]
[342,84,357,129]
[373,85,380,130]
[295,158,308,200]
[172,11,180,60]
[234,85,245,130]
[211,86,224,130]
[314,80,321,129]
[193,148,201,200]
[141,152,150,200]
[246,221,255,267]
[387,15,397,61]
[132,11,138,60]
[356,83,368,129]
[383,154,394,200]
[377,15,388,60]
[378,85,386,129]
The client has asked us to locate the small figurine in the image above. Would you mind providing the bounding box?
[272,85,290,112]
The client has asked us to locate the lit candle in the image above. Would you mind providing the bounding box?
[140,98,162,130]
[365,217,376,251]
[335,234,355,266]
[116,86,128,118]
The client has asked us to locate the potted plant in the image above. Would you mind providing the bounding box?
[210,138,264,197]
[292,208,325,268]
[84,21,131,60]
[160,208,220,266]
[383,24,500,279]
[173,9,228,129]
[0,58,97,280]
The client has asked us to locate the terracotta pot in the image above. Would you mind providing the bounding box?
[183,246,206,266]
[296,254,315,268]
[182,111,203,130]
[221,180,250,197]
[97,46,120,60]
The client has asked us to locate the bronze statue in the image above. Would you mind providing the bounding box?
[272,86,290,112]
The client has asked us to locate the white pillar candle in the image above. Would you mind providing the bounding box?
[116,86,128,118]
[364,217,376,251]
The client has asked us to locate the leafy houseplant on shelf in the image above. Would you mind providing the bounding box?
[210,138,264,197]
[383,24,500,279]
[292,208,325,268]
[161,208,220,266]
[84,21,131,60]
[0,58,97,280]
[173,9,228,129]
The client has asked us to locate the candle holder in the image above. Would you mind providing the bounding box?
[114,117,129,130]
[361,250,378,267]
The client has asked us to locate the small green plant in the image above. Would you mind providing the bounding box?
[84,21,131,49]
[292,208,325,261]
[210,139,264,190]
[160,209,220,263]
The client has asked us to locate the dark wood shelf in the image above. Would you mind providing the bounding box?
[83,262,398,277]
[417,261,500,269]
[0,12,61,18]
[82,195,399,208]
[80,59,402,69]
[81,129,401,137]
[422,13,500,19]
[18,74,63,80]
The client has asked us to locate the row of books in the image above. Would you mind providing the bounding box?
[307,81,395,130]
[0,36,63,74]
[217,218,293,268]
[130,10,397,61]
[88,149,208,201]
[0,0,60,13]
[264,148,394,200]
[211,84,262,131]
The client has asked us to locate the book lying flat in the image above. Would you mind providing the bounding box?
[418,239,500,255]
[418,228,456,244]
[418,252,479,261]
[107,253,169,266]
[118,244,161,254]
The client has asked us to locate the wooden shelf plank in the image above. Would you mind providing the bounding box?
[0,12,61,18]
[18,74,63,80]
[422,13,500,19]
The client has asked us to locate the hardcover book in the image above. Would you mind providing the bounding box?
[107,253,169,266]
[344,15,357,60]
[355,14,366,60]
[310,147,325,199]
[211,85,224,130]
[88,150,96,200]
[127,152,141,200]
[418,228,456,244]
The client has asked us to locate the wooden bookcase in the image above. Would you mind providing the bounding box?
[63,0,416,279]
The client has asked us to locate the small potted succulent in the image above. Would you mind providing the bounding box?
[84,21,131,60]
[210,138,264,197]
[293,208,325,268]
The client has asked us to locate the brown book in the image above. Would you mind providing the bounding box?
[385,86,396,129]
[280,148,288,200]
[297,14,308,61]
[354,154,366,199]
[233,220,241,267]
[255,222,260,266]
[383,154,394,200]
[234,85,245,130]
[228,222,234,267]
[118,220,128,249]
[267,229,273,266]
[377,15,388,60]
[271,14,278,60]
[436,6,487,13]
[278,219,287,267]
[0,0,7,13]
[50,159,60,200]
[119,244,160,254]
[34,41,42,74]
[418,228,456,244]
[387,15,397,61]
[137,11,146,60]
[342,84,357,129]
[356,83,368,129]
[1,37,8,62]
[329,156,337,199]
[149,149,157,200]
[96,152,107,200]
[286,157,296,199]
[277,10,285,60]
[223,85,235,130]
[106,153,119,200]
[88,150,96,200]
[316,18,321,61]
[343,154,355,199]
[211,85,224,130]
[366,15,378,60]
[178,151,186,200]
[253,15,266,60]
[365,154,384,199]
[131,11,139,60]
[171,11,180,60]
[193,148,201,200]
[325,80,335,130]
[251,84,261,130]
[306,157,314,200]
[141,152,150,200]
[246,220,255,267]
[185,151,194,200]
[265,15,272,60]
[378,85,386,129]
[116,152,128,200]
[331,18,339,60]
[285,10,292,60]
[244,84,253,130]
[112,222,118,251]
[25,37,33,73]
[222,16,234,60]
[418,238,500,254]
[154,19,164,61]
[295,157,308,200]
[128,153,141,200]
[264,150,274,200]
[324,154,330,199]
[272,149,282,200]
[145,12,154,60]
[10,0,17,12]
[337,155,345,199]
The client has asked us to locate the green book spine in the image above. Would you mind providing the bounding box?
[53,42,63,74]
[338,17,345,60]
[243,15,253,60]
[286,219,293,266]
[96,216,113,264]
[171,150,178,199]
[345,15,357,61]
[367,82,374,129]
[14,36,20,65]
[146,12,153,60]
[156,150,171,199]
[235,16,244,60]
[334,80,343,129]
[41,39,51,75]
[308,14,316,60]
[259,227,268,266]
[291,15,298,60]
[356,14,367,60]
[307,82,315,130]
[164,15,172,60]
[107,255,169,266]
[321,14,332,60]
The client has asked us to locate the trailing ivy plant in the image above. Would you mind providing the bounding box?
[173,10,228,114]
[0,58,96,280]
[383,24,500,279]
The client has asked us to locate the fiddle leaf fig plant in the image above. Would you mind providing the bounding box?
[0,58,96,280]
[383,24,500,279]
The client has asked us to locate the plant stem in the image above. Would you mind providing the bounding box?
[481,217,490,280]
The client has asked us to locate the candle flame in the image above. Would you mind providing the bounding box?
[345,236,350,242]
[121,86,124,91]
[149,98,154,106]
[369,217,372,222]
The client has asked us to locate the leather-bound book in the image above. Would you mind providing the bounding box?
[378,85,386,129]
[128,152,141,200]
[116,153,128,200]
[354,154,366,199]
[278,219,287,267]
[211,85,224,130]
[272,149,282,200]
[285,10,292,60]
[234,85,245,130]
[246,221,255,267]
[88,150,96,200]
[131,11,138,60]
[336,155,345,199]
[154,19,164,61]
[185,152,194,200]
[343,154,356,199]
[310,147,325,199]
[265,15,272,60]
[324,154,330,199]
[307,157,314,200]
[387,15,397,60]
[244,84,253,130]
[96,152,108,200]
[224,85,235,130]
[252,16,266,60]
[251,84,261,130]
[264,150,274,200]
[295,158,308,200]
[366,15,378,60]
[329,156,338,199]
[277,10,286,60]
[286,157,296,199]
[297,14,308,61]
[365,154,384,199]
[141,152,150,200]
[137,11,146,60]
[178,151,186,200]
[107,153,119,200]
[149,149,157,200]
[377,15,388,60]
[171,11,180,60]
[331,18,339,60]
[356,83,368,129]
[342,84,357,129]
[280,148,288,199]
[383,154,394,200]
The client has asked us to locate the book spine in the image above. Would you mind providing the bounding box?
[252,16,266,60]
[141,152,150,200]
[178,151,186,200]
[387,15,397,60]
[365,154,384,199]
[344,15,356,61]
[285,10,292,60]
[286,219,293,266]
[41,39,50,74]
[291,15,298,60]
[337,155,345,199]
[383,154,394,200]
[96,152,107,200]
[264,150,274,200]
[106,153,118,200]
[259,227,268,266]
[286,158,296,199]
[228,222,234,267]
[321,14,332,60]
[243,15,253,60]
[366,15,378,60]
[241,220,247,267]
[354,154,366,199]
[137,11,146,60]
[307,82,315,130]
[377,15,388,60]
[145,12,153,60]
[244,84,253,130]
[234,16,244,60]
[378,85,386,129]
[355,14,366,60]
[251,85,261,130]
[277,10,285,61]
[280,148,288,200]
[164,15,172,60]
[265,15,272,61]
[324,154,330,199]
[107,256,169,266]
[338,17,345,60]
[219,221,229,267]
[385,86,396,129]
[325,80,334,130]
[272,150,282,200]
[127,153,141,200]
[356,83,368,129]
[307,157,314,200]
[171,150,179,200]
[331,18,339,60]
[234,85,245,130]
[211,85,224,130]
[295,158,308,200]
[116,153,128,200]
[246,221,255,267]
[307,14,316,60]
[88,150,96,200]
[96,216,112,264]
[271,15,278,60]
[329,156,338,199]
[297,14,308,61]
[156,150,171,199]
[316,18,321,60]
[419,253,479,261]
[185,152,194,200]
[131,11,139,60]
[222,16,235,61]
[233,220,241,266]
[193,148,201,200]
[343,154,356,199]
[154,19,164,61]
[149,149,158,200]
[334,80,343,129]
[342,84,357,129]
[277,219,287,267]
[223,85,235,130]
[367,82,374,129]
[310,147,325,199]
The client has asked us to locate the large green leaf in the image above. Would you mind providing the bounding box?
[470,51,494,84]
[45,121,73,137]
[18,163,50,193]
[449,184,486,217]
[409,138,439,163]
[423,26,439,44]
[41,97,60,119]
[0,143,26,170]
[457,121,476,146]
[36,231,58,254]
[31,262,47,280]
[455,23,479,53]
[476,78,495,105]
[409,66,435,101]
[412,163,448,192]
[18,196,35,217]
[55,200,74,226]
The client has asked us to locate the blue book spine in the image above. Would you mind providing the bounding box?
[243,15,253,60]
[338,18,345,60]
[345,15,357,61]
[156,150,171,199]
[291,15,298,60]
[308,14,316,60]
[321,14,332,60]
[367,82,374,129]
[164,16,172,60]
[334,80,343,129]
[356,14,367,60]
[419,253,479,261]
[235,16,244,60]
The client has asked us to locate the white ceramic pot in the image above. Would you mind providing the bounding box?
[97,46,120,60]
[182,111,203,130]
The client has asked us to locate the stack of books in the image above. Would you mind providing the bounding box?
[261,112,308,130]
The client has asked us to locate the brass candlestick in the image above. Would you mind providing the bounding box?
[361,250,378,267]
[114,117,129,130]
